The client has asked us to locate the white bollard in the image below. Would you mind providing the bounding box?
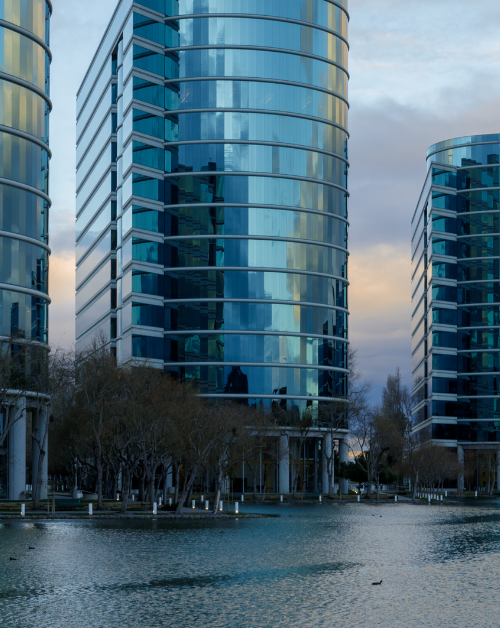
[169,498,172,506]
[475,491,477,498]
[241,494,244,502]
[280,495,283,503]
[153,502,157,515]
[159,497,162,506]
[445,490,447,498]
[395,495,397,502]
[201,494,204,502]
[220,500,223,512]
[319,495,322,503]
[235,502,239,514]
[89,503,93,516]
[428,495,431,504]
[132,495,135,502]
[192,500,196,509]
[205,500,209,510]
[440,495,443,502]
[357,495,360,503]
[21,504,25,517]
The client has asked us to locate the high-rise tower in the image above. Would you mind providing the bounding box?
[412,135,500,489]
[76,0,349,414]
[0,0,52,499]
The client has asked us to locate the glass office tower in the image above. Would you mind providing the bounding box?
[411,135,500,478]
[0,0,51,499]
[76,0,349,412]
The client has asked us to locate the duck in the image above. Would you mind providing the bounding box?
[372,580,383,585]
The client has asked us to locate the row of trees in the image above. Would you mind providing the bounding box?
[346,363,499,501]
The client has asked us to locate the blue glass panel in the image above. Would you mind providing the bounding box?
[432,423,457,440]
[432,353,457,371]
[132,334,164,360]
[164,364,347,398]
[432,238,456,257]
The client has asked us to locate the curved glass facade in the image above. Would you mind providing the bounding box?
[76,0,349,412]
[411,134,500,445]
[0,0,50,344]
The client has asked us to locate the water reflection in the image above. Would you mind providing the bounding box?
[1,502,500,627]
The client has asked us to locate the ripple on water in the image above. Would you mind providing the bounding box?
[1,502,500,627]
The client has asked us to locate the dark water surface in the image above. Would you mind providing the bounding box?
[1,501,499,627]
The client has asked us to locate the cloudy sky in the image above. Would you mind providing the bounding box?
[48,0,500,401]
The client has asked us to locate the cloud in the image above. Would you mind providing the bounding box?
[49,252,75,351]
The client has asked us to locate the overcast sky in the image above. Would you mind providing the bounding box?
[48,0,500,402]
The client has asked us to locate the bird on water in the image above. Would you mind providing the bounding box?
[9,557,17,561]
[372,580,383,585]
[28,547,35,550]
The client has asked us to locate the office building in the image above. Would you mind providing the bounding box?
[76,0,350,493]
[0,0,51,499]
[411,134,500,489]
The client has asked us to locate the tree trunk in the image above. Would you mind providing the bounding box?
[33,417,49,510]
[162,469,168,504]
[187,483,194,507]
[121,468,130,514]
[96,457,104,510]
[174,462,180,504]
[175,463,200,514]
[411,473,418,503]
[212,462,223,514]
[139,467,146,502]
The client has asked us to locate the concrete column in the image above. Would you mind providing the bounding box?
[322,433,333,495]
[457,445,464,494]
[32,405,49,501]
[8,397,26,500]
[278,434,290,494]
[339,438,349,495]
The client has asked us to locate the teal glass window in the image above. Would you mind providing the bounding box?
[431,168,456,188]
[132,270,163,296]
[431,377,457,394]
[432,285,457,302]
[133,109,166,139]
[430,214,456,234]
[432,192,457,212]
[432,238,457,257]
[432,331,457,349]
[432,354,457,371]
[431,262,457,279]
[132,303,164,328]
[430,307,457,326]
[132,334,163,360]
[132,238,163,265]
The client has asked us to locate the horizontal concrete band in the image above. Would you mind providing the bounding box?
[162,266,349,283]
[0,124,51,156]
[0,19,52,59]
[164,361,348,373]
[162,329,348,343]
[168,12,349,47]
[198,393,349,404]
[0,229,50,253]
[162,297,349,314]
[0,177,51,205]
[0,283,50,303]
[0,71,52,109]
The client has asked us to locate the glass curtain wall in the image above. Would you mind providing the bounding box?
[78,0,349,414]
[411,135,500,446]
[112,0,350,412]
[0,0,51,498]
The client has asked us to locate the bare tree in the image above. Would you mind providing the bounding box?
[73,335,119,510]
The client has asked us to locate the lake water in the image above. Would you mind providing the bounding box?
[1,501,499,627]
